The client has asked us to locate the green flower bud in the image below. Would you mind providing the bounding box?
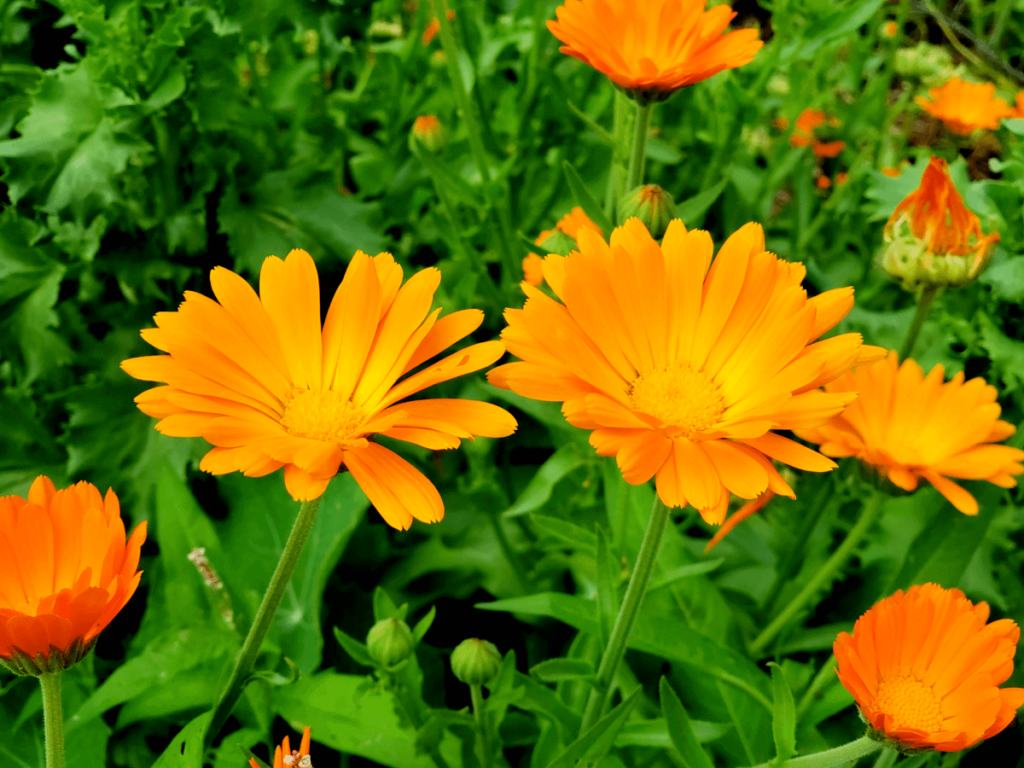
[877,232,995,290]
[536,230,577,256]
[366,618,415,669]
[410,116,445,153]
[451,638,501,685]
[618,185,677,239]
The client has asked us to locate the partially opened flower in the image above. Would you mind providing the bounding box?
[0,477,146,675]
[249,726,313,768]
[490,218,883,523]
[548,0,762,102]
[123,249,517,530]
[916,78,1014,135]
[835,584,1024,752]
[879,156,999,289]
[524,207,603,287]
[796,352,1024,515]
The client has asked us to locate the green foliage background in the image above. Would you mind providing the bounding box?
[2,0,1024,765]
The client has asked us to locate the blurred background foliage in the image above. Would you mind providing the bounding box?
[2,0,1024,765]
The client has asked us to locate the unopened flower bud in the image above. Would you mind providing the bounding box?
[537,230,576,256]
[367,618,415,669]
[451,638,501,685]
[411,115,445,153]
[618,185,677,239]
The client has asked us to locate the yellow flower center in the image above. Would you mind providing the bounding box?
[628,363,725,436]
[874,675,945,733]
[281,387,366,443]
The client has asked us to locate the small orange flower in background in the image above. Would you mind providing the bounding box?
[790,108,845,157]
[835,584,1024,752]
[916,78,1015,135]
[422,9,455,45]
[1013,92,1024,118]
[548,0,763,102]
[0,477,146,676]
[491,218,884,523]
[411,115,445,152]
[882,20,899,38]
[122,249,517,530]
[797,352,1024,515]
[816,175,831,190]
[879,156,999,288]
[881,161,908,178]
[250,726,312,768]
[523,207,603,286]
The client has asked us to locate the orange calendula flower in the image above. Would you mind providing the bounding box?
[879,156,999,288]
[790,109,845,157]
[548,0,763,102]
[422,9,455,45]
[916,78,1014,135]
[122,249,517,530]
[835,584,1024,752]
[0,477,147,676]
[522,253,545,287]
[526,207,604,286]
[489,218,884,522]
[250,726,313,768]
[797,352,1024,515]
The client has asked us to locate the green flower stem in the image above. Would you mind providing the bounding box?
[749,491,883,656]
[605,91,632,218]
[40,670,65,768]
[898,284,939,361]
[470,683,493,768]
[579,495,671,735]
[625,101,653,194]
[432,0,518,287]
[391,672,451,768]
[747,736,882,768]
[205,495,323,744]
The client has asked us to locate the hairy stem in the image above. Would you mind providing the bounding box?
[40,671,65,768]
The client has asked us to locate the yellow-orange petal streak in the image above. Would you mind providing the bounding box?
[835,584,1024,752]
[796,351,1024,515]
[548,0,762,100]
[0,477,146,669]
[123,249,517,529]
[490,217,868,520]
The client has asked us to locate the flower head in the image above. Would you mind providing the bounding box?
[916,78,1014,135]
[835,584,1024,752]
[880,156,999,289]
[250,727,313,768]
[490,218,883,522]
[525,207,603,287]
[548,0,762,102]
[0,477,146,676]
[796,352,1024,515]
[123,249,517,530]
[790,109,845,157]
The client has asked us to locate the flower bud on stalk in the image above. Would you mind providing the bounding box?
[618,185,676,238]
[451,638,501,685]
[410,115,445,153]
[367,618,415,670]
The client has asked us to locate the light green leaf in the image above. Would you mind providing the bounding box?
[615,718,731,748]
[529,658,595,683]
[503,444,592,518]
[150,713,211,768]
[769,663,796,765]
[660,677,715,768]
[562,159,614,234]
[545,688,641,768]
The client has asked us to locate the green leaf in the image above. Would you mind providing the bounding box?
[503,444,593,518]
[529,658,595,683]
[476,592,599,633]
[530,514,598,553]
[595,527,619,648]
[768,663,796,765]
[562,159,614,234]
[545,688,641,768]
[273,671,461,768]
[660,677,714,768]
[647,560,724,593]
[511,671,582,734]
[150,712,211,768]
[615,718,731,748]
[333,626,375,667]
[412,605,437,642]
[373,586,405,622]
[980,255,1024,303]
[675,179,727,226]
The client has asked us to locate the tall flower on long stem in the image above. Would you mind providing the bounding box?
[491,218,881,732]
[796,352,1024,515]
[123,248,516,530]
[0,476,147,768]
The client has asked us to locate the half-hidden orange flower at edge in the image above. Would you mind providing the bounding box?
[122,249,517,531]
[916,78,1015,135]
[790,108,845,158]
[796,352,1024,515]
[835,584,1024,752]
[524,207,604,287]
[249,726,312,768]
[0,476,147,674]
[490,217,885,523]
[548,0,763,101]
[880,156,999,287]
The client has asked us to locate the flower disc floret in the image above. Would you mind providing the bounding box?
[122,249,518,530]
[796,351,1024,515]
[490,218,884,523]
[835,584,1024,752]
